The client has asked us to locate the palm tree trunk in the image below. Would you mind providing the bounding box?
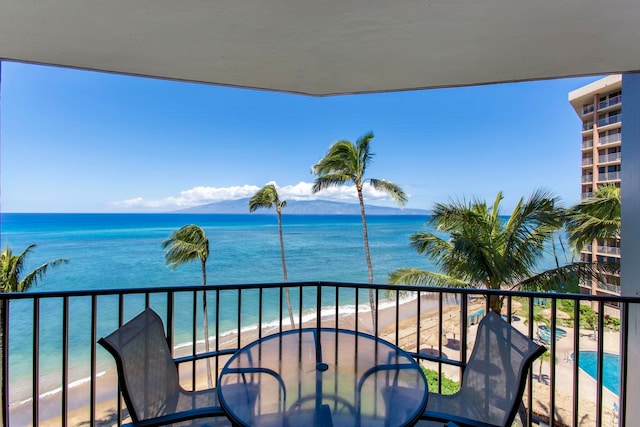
[201,260,213,388]
[277,210,295,329]
[357,188,377,333]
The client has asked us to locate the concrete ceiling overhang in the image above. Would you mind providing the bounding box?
[1,0,640,96]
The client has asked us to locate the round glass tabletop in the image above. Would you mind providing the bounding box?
[218,328,428,427]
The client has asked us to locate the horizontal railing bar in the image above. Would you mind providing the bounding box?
[1,281,638,304]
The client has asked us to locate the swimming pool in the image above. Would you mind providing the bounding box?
[578,351,620,395]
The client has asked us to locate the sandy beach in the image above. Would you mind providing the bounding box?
[26,295,620,427]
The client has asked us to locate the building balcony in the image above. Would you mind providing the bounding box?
[599,152,622,163]
[582,139,594,149]
[596,281,621,295]
[582,121,595,132]
[581,175,594,184]
[0,283,634,427]
[582,157,594,166]
[582,104,595,115]
[598,245,621,256]
[598,113,622,128]
[598,133,622,146]
[599,171,621,182]
[581,192,594,199]
[598,95,622,110]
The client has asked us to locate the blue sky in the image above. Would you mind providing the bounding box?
[0,61,601,213]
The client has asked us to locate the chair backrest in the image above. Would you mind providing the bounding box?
[461,311,546,427]
[99,308,180,423]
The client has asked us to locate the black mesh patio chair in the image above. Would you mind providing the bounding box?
[99,308,258,427]
[417,311,546,427]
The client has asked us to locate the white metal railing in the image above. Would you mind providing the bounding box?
[598,133,622,146]
[599,171,621,182]
[581,192,593,199]
[582,139,594,149]
[598,95,622,110]
[582,121,594,132]
[581,175,594,183]
[584,244,593,252]
[582,104,595,115]
[598,152,621,163]
[597,245,621,256]
[582,157,594,166]
[598,113,622,127]
[597,281,621,294]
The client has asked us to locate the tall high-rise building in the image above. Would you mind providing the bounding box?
[568,75,622,296]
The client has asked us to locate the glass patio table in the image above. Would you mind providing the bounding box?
[217,327,428,427]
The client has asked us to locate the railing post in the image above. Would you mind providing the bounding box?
[2,298,9,427]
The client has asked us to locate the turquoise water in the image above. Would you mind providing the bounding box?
[578,350,620,395]
[0,213,565,407]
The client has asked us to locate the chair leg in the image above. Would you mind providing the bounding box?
[517,400,529,426]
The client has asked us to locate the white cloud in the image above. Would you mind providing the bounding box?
[111,181,402,210]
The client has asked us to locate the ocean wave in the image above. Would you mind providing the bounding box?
[10,371,107,408]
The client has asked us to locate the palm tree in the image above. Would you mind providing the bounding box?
[565,185,620,253]
[249,183,295,328]
[389,190,602,313]
[312,132,407,332]
[0,243,68,420]
[161,225,214,387]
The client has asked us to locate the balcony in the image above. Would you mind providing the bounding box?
[598,245,621,256]
[598,113,622,128]
[599,133,622,146]
[599,171,621,182]
[582,157,594,166]
[582,104,595,115]
[582,139,594,149]
[581,192,594,199]
[0,283,635,427]
[582,121,595,132]
[599,152,622,163]
[582,174,594,183]
[598,95,622,110]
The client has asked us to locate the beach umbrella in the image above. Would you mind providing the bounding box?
[501,300,523,315]
[539,308,570,320]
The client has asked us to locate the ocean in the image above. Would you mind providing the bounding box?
[0,213,562,412]
[1,213,433,410]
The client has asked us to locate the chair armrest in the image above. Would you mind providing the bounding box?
[174,348,238,365]
[422,410,500,427]
[223,366,287,399]
[409,351,466,369]
[124,406,226,427]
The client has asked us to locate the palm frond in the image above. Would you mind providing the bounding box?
[162,225,209,270]
[515,261,620,292]
[312,140,359,178]
[369,179,408,207]
[312,173,352,193]
[249,184,280,212]
[565,185,620,251]
[388,268,469,287]
[18,258,69,292]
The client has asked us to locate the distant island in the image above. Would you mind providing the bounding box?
[175,198,430,215]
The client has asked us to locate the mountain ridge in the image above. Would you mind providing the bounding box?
[175,198,430,215]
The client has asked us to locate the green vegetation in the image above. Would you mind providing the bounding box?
[249,183,295,328]
[161,225,214,386]
[422,367,460,395]
[389,190,587,313]
[0,243,68,411]
[565,185,620,254]
[313,132,407,331]
[0,243,68,292]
